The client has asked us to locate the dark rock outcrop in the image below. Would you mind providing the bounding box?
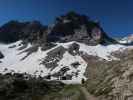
[71,62,81,68]
[68,42,80,55]
[20,45,39,60]
[0,20,47,44]
[51,66,70,79]
[0,51,4,59]
[41,46,66,70]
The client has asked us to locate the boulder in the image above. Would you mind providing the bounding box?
[68,43,80,55]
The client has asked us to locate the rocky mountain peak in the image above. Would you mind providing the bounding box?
[0,12,116,46]
[48,11,116,45]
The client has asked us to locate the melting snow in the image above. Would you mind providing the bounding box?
[57,41,127,61]
[77,43,126,61]
[0,41,131,84]
[0,41,51,76]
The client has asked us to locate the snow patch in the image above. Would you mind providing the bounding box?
[78,43,126,60]
[56,41,127,61]
[0,41,132,84]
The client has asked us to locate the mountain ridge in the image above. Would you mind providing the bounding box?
[0,11,117,45]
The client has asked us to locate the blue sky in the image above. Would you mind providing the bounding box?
[0,0,132,37]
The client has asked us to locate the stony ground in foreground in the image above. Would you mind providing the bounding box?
[84,49,133,100]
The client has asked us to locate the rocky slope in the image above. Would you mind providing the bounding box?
[84,48,133,100]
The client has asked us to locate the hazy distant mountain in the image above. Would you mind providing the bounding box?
[119,34,133,44]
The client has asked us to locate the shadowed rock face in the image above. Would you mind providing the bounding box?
[0,51,4,59]
[41,46,67,70]
[0,20,47,44]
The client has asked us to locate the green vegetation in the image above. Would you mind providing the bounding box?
[0,73,88,100]
[42,84,86,100]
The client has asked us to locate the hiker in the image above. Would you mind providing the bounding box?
[81,78,85,84]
